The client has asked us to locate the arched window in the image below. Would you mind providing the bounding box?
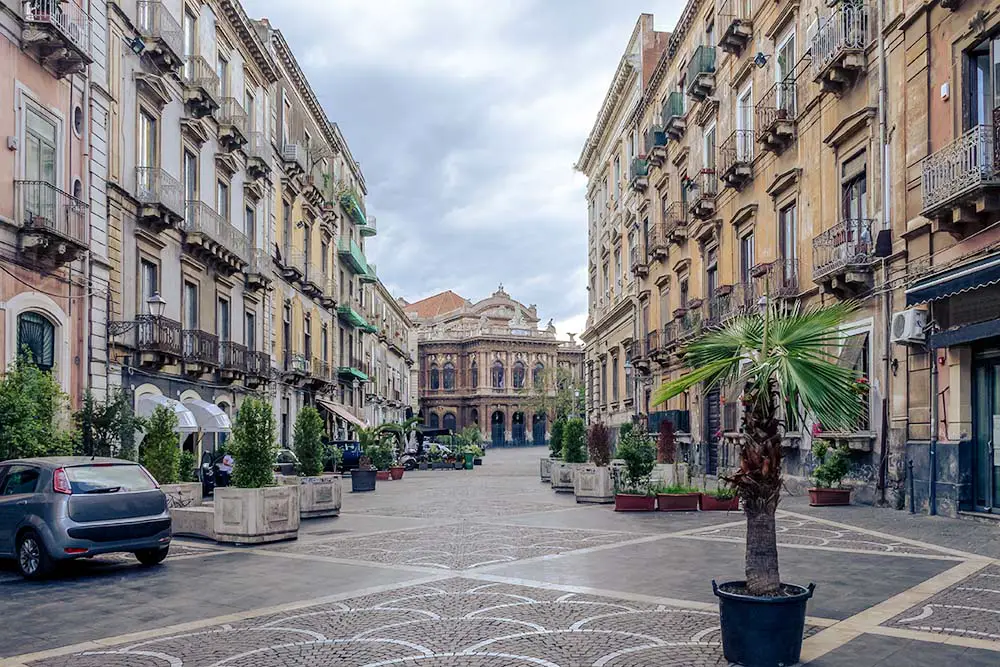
[429,413,440,429]
[442,413,456,432]
[491,361,504,388]
[470,362,478,388]
[470,408,479,425]
[430,364,440,390]
[17,312,55,371]
[512,361,526,389]
[443,362,455,390]
[533,363,544,388]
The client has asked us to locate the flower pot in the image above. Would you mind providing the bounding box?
[656,493,701,511]
[614,493,656,511]
[375,470,391,481]
[700,493,740,511]
[351,469,377,492]
[550,462,577,492]
[389,466,405,480]
[808,487,851,506]
[574,465,614,504]
[713,580,815,666]
[214,486,300,544]
[463,452,475,469]
[299,476,342,518]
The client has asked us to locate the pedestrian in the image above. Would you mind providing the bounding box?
[218,451,234,487]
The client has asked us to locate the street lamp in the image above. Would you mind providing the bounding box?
[146,292,167,318]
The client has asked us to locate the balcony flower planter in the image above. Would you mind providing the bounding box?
[213,486,300,544]
[714,580,815,667]
[351,469,377,492]
[389,466,405,480]
[375,470,391,482]
[299,475,342,518]
[656,492,701,511]
[614,493,656,512]
[808,487,851,506]
[700,493,740,512]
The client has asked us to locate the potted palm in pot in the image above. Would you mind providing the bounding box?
[292,406,341,518]
[541,417,564,482]
[809,440,852,506]
[574,422,613,503]
[551,418,585,492]
[214,398,299,544]
[352,426,386,492]
[613,428,656,511]
[654,301,866,666]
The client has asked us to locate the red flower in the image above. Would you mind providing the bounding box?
[811,422,823,436]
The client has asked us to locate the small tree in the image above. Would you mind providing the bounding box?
[562,418,587,463]
[812,440,850,489]
[140,405,180,484]
[588,422,611,467]
[75,388,145,459]
[549,417,565,458]
[0,354,73,461]
[617,430,656,493]
[179,451,197,482]
[293,406,325,477]
[230,397,278,488]
[657,420,676,464]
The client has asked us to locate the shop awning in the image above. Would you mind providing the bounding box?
[182,399,232,433]
[136,395,199,434]
[906,254,1000,306]
[316,397,366,429]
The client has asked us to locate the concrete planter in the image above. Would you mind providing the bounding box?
[550,462,577,493]
[652,463,689,487]
[214,485,300,545]
[540,457,555,482]
[161,482,202,509]
[574,465,614,504]
[299,476,342,518]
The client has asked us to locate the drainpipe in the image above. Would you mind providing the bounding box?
[928,301,937,516]
[876,0,891,505]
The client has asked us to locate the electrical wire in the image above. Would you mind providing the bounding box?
[0,262,104,300]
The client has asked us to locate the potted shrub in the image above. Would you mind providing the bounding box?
[551,418,585,492]
[389,459,405,480]
[214,398,299,544]
[462,427,484,465]
[369,442,394,481]
[293,407,341,518]
[656,483,702,511]
[470,444,484,466]
[614,429,656,511]
[351,426,383,492]
[541,417,564,482]
[701,485,740,511]
[809,440,852,506]
[574,422,613,503]
[655,301,866,666]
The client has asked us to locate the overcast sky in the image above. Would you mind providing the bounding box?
[244,0,681,339]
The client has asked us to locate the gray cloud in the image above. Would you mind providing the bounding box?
[244,0,680,335]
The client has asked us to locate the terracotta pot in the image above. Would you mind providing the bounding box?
[808,487,851,506]
[375,470,391,482]
[614,493,656,512]
[656,493,701,511]
[389,466,404,480]
[700,493,740,511]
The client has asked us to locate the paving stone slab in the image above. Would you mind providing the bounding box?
[884,564,1000,641]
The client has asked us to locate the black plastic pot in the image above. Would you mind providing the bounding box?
[713,580,815,667]
[351,469,377,492]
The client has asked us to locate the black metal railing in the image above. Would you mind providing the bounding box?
[246,350,270,377]
[283,352,310,374]
[14,180,89,245]
[182,329,219,365]
[644,126,667,154]
[678,308,703,339]
[646,329,661,356]
[135,315,182,356]
[719,129,755,177]
[135,167,184,217]
[755,79,798,140]
[754,259,800,298]
[812,218,875,280]
[662,322,677,348]
[219,341,247,372]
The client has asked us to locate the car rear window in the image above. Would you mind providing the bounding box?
[65,465,157,493]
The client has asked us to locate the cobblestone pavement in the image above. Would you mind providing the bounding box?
[886,564,1000,641]
[0,543,220,584]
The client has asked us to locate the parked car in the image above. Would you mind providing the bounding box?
[274,449,299,476]
[329,441,362,471]
[0,457,172,579]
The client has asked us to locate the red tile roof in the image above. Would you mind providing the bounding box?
[404,290,468,319]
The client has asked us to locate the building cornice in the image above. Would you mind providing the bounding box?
[219,0,279,83]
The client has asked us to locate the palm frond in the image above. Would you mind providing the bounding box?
[652,356,742,407]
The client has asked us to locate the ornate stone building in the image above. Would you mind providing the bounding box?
[407,287,584,446]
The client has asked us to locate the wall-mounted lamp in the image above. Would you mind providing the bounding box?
[124,34,146,56]
[753,52,769,68]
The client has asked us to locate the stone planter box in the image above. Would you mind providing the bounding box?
[615,493,656,511]
[418,462,429,470]
[573,465,614,504]
[432,461,447,470]
[540,457,555,482]
[299,476,342,518]
[170,506,215,540]
[550,462,577,493]
[809,487,851,506]
[160,482,202,509]
[657,492,701,511]
[214,485,300,545]
[652,463,688,487]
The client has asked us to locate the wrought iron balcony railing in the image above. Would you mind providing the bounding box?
[182,329,219,365]
[23,0,92,60]
[921,124,1000,215]
[647,221,669,257]
[217,98,248,134]
[662,91,685,125]
[754,259,800,298]
[756,79,798,141]
[246,350,271,378]
[663,201,688,235]
[135,167,184,217]
[810,2,872,81]
[14,180,89,246]
[136,1,182,61]
[219,341,247,372]
[677,307,703,339]
[643,126,667,154]
[284,352,310,375]
[182,55,220,99]
[685,45,716,98]
[181,201,250,265]
[135,315,182,356]
[812,218,875,280]
[719,129,754,180]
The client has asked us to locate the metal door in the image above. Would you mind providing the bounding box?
[705,387,722,475]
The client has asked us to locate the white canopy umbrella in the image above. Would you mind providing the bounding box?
[182,399,232,433]
[136,394,199,433]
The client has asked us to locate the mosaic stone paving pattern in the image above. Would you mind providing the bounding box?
[28,577,786,667]
[682,514,952,557]
[885,564,1000,641]
[270,523,642,570]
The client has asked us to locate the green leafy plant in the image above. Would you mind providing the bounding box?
[230,397,279,489]
[656,483,702,494]
[323,443,343,473]
[561,418,587,463]
[460,426,483,453]
[293,406,325,477]
[0,353,73,461]
[587,422,611,467]
[812,440,851,489]
[708,485,738,501]
[140,405,180,485]
[654,301,866,596]
[549,418,565,458]
[616,430,656,494]
[366,441,395,471]
[74,389,145,459]
[619,422,634,441]
[179,451,197,483]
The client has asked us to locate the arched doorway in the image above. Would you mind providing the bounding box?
[491,410,505,447]
[469,408,479,426]
[442,412,456,433]
[532,412,547,446]
[512,412,526,446]
[429,413,440,429]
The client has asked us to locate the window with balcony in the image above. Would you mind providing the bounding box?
[513,362,526,389]
[217,180,229,219]
[659,286,670,326]
[140,259,158,310]
[430,364,440,390]
[138,109,157,170]
[247,312,257,352]
[182,8,196,61]
[183,281,198,329]
[281,95,291,147]
[244,204,255,244]
[217,55,229,98]
[680,278,689,308]
[303,313,311,358]
[613,156,621,201]
[17,313,55,371]
[320,323,327,363]
[492,361,505,388]
[24,106,57,186]
[600,360,607,405]
[471,361,478,388]
[602,262,610,302]
[706,248,718,297]
[611,355,619,402]
[614,248,622,293]
[443,363,455,390]
[740,232,755,285]
[183,149,197,201]
[217,297,230,342]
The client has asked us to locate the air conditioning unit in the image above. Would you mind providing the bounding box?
[891,309,928,345]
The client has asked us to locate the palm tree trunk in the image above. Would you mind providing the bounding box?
[745,506,780,595]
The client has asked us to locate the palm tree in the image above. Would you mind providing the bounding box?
[653,301,865,596]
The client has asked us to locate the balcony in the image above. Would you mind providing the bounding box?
[132,315,182,367]
[661,321,678,350]
[647,222,669,261]
[718,0,753,55]
[337,237,369,275]
[630,246,648,278]
[338,303,371,330]
[340,190,368,226]
[216,98,248,152]
[13,180,88,265]
[219,341,247,380]
[181,55,219,118]
[245,249,272,292]
[360,215,377,237]
[180,201,250,275]
[629,339,650,374]
[644,126,668,167]
[812,218,875,296]
[245,132,271,181]
[719,130,754,190]
[628,158,649,192]
[319,278,338,310]
[300,261,324,297]
[663,202,689,245]
[688,169,718,220]
[136,1,182,74]
[676,307,703,340]
[21,0,93,76]
[245,350,271,388]
[280,142,307,178]
[310,357,333,385]
[662,92,686,140]
[182,329,219,374]
[705,285,756,329]
[646,329,663,360]
[810,2,872,95]
[685,46,716,101]
[281,251,305,283]
[755,79,797,154]
[282,352,310,379]
[135,167,184,229]
[359,262,378,284]
[753,259,800,300]
[338,356,370,383]
[920,124,1000,232]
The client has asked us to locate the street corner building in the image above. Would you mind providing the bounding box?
[578,1,1000,517]
[0,0,416,458]
[406,286,584,447]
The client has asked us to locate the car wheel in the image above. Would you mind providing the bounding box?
[16,530,53,580]
[135,547,169,566]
